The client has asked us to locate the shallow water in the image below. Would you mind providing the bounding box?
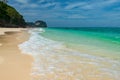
[41,27,120,59]
[19,28,120,80]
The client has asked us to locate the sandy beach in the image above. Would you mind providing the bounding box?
[0,28,33,80]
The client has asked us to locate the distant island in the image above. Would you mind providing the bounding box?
[0,1,47,28]
[27,20,47,28]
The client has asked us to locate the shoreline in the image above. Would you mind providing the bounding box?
[0,28,33,80]
[19,28,119,80]
[0,28,119,80]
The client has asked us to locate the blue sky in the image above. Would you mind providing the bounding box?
[9,0,120,27]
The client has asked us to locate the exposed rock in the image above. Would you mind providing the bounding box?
[35,20,47,28]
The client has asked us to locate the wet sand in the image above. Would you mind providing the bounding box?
[0,28,33,80]
[0,28,119,80]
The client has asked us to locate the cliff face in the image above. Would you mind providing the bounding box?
[0,1,26,27]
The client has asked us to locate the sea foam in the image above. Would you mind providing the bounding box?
[18,28,120,80]
[19,28,63,55]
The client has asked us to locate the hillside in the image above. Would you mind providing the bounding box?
[0,1,26,27]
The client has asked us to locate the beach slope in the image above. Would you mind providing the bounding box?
[0,28,33,80]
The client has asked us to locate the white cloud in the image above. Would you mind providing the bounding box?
[15,0,29,4]
[11,0,120,23]
[19,3,39,8]
[92,0,118,8]
[65,2,86,9]
[65,0,119,10]
[41,2,56,8]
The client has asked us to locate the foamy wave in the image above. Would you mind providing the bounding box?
[19,28,64,55]
[18,28,120,80]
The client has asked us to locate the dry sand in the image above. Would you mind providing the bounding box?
[0,28,33,80]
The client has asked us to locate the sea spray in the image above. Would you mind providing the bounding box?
[19,28,120,80]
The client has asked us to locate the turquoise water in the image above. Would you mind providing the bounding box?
[41,27,120,60]
[19,27,120,80]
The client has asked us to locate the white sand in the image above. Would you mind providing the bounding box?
[0,28,33,80]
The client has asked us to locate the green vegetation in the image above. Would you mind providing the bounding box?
[0,1,26,27]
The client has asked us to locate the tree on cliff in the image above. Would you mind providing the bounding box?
[6,5,26,26]
[0,1,26,27]
[0,1,10,25]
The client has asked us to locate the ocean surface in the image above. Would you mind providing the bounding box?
[19,27,120,80]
